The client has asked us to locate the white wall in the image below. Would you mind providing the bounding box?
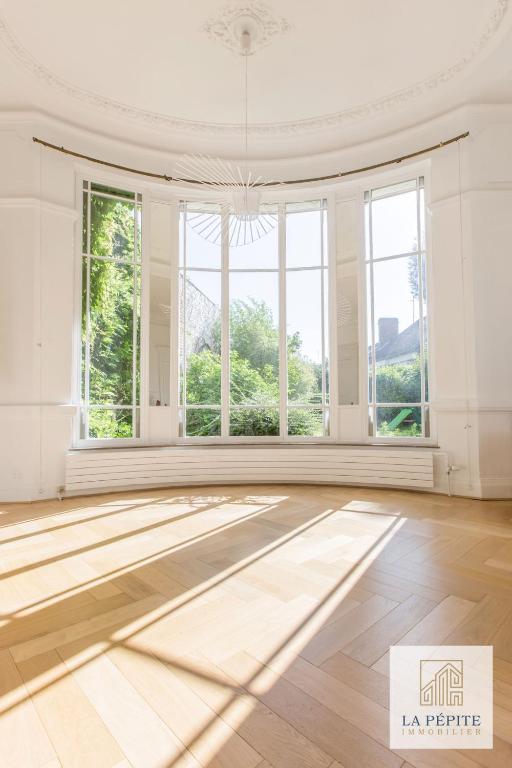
[1,106,511,500]
[0,127,77,500]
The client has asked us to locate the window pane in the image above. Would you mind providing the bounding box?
[183,209,221,268]
[371,189,418,259]
[230,272,279,406]
[81,408,137,439]
[286,204,322,268]
[90,195,136,260]
[87,260,139,406]
[288,408,326,437]
[287,269,323,404]
[371,179,418,200]
[376,358,421,405]
[376,406,422,438]
[229,210,278,269]
[367,264,374,403]
[372,257,421,403]
[230,408,279,436]
[183,271,221,405]
[184,408,221,437]
[82,192,88,253]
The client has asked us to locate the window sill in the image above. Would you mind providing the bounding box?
[364,439,439,448]
[72,440,439,451]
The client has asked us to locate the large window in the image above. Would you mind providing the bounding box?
[179,200,330,439]
[80,182,142,440]
[365,177,429,438]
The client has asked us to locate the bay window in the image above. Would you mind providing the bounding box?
[78,173,430,447]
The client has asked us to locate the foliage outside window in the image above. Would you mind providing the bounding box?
[179,200,329,439]
[365,177,430,438]
[80,182,142,440]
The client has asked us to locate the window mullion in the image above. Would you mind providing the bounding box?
[221,208,230,437]
[279,203,287,441]
[416,179,426,436]
[132,199,138,436]
[85,187,91,439]
[182,207,188,437]
[368,194,377,437]
[320,206,326,415]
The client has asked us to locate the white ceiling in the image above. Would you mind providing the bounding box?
[1,0,512,158]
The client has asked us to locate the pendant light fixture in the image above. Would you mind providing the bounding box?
[175,23,277,248]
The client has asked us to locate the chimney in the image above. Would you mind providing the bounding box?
[378,317,399,345]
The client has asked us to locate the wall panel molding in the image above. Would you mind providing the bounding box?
[431,399,512,413]
[0,196,78,219]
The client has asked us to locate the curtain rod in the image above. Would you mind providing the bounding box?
[33,131,469,188]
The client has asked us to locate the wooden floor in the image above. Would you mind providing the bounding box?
[0,485,511,768]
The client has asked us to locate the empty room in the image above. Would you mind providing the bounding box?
[1,1,512,766]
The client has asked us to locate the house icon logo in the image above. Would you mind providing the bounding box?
[420,660,464,706]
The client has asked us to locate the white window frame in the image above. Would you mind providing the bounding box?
[71,164,438,450]
[74,175,148,448]
[176,199,334,443]
[362,170,434,445]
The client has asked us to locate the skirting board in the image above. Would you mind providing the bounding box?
[64,446,434,496]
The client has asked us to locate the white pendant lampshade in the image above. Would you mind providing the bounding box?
[175,24,277,248]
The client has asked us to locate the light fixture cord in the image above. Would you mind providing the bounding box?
[242,31,249,200]
[244,44,248,187]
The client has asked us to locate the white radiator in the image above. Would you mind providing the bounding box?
[64,446,434,496]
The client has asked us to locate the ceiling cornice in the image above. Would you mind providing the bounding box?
[0,1,509,139]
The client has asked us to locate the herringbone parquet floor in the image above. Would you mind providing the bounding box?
[0,485,511,768]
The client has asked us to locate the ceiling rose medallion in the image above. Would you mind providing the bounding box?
[203,1,291,55]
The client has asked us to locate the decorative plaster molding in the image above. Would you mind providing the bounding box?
[430,186,512,210]
[203,1,290,55]
[0,1,509,137]
[0,404,78,412]
[431,398,512,413]
[0,197,78,219]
